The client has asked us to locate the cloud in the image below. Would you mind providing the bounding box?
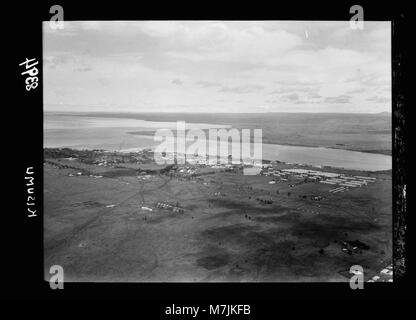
[367,96,390,103]
[44,55,69,69]
[269,81,322,97]
[281,93,299,101]
[171,78,183,85]
[325,95,351,104]
[219,85,264,94]
[307,92,322,99]
[98,78,111,87]
[347,88,366,94]
[269,88,291,95]
[43,21,391,113]
[73,66,93,72]
[195,80,222,88]
[265,99,279,103]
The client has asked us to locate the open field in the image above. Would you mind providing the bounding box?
[44,149,392,282]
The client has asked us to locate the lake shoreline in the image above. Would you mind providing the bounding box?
[44,113,392,171]
[43,146,392,174]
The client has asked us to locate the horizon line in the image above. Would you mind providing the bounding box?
[43,109,392,115]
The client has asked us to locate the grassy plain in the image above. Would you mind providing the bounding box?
[44,150,391,282]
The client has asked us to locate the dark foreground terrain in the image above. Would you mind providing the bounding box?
[44,149,392,282]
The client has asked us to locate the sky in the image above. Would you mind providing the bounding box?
[43,21,391,113]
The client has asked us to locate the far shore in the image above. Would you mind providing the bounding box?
[126,130,392,156]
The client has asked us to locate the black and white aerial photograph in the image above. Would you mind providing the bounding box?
[4,0,413,306]
[41,20,394,283]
